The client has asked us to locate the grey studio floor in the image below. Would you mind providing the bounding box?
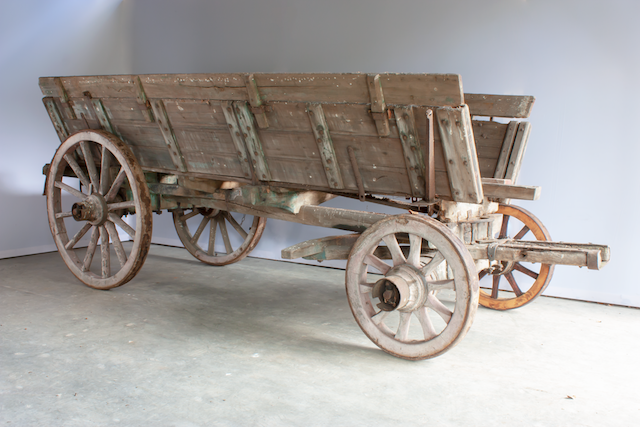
[1,245,638,427]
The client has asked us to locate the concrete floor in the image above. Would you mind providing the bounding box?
[1,245,638,427]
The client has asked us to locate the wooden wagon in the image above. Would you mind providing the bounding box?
[40,72,610,360]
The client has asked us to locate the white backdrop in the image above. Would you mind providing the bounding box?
[1,0,638,307]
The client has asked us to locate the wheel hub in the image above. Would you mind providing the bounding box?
[72,193,108,226]
[372,264,429,312]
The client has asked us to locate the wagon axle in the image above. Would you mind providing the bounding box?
[373,264,430,313]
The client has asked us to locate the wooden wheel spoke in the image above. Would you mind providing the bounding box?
[82,227,99,272]
[360,283,375,294]
[491,275,500,298]
[224,212,248,239]
[190,216,210,245]
[364,254,390,274]
[108,214,135,239]
[99,226,110,278]
[421,251,445,277]
[63,154,91,189]
[55,181,87,200]
[407,234,422,268]
[395,312,412,341]
[371,310,389,325]
[427,279,454,292]
[383,235,406,266]
[108,201,135,211]
[499,215,510,238]
[99,146,111,195]
[180,209,201,222]
[104,168,126,202]
[65,223,92,250]
[218,216,233,254]
[207,217,217,256]
[426,294,452,323]
[513,225,530,240]
[504,272,523,296]
[80,141,100,192]
[417,307,437,340]
[55,211,73,219]
[514,262,539,279]
[105,221,127,268]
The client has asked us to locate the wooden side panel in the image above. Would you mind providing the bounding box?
[306,103,343,189]
[473,120,510,178]
[466,93,535,118]
[436,105,483,203]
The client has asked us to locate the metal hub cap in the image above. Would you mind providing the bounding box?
[373,264,429,313]
[72,193,108,226]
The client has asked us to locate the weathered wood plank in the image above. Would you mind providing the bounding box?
[504,122,531,183]
[281,234,360,260]
[140,74,248,100]
[436,105,483,203]
[58,75,139,98]
[394,106,425,198]
[245,74,269,128]
[222,101,254,181]
[307,103,344,189]
[380,74,463,106]
[233,101,271,181]
[150,99,188,172]
[482,180,540,201]
[254,73,369,104]
[367,74,389,136]
[465,93,535,118]
[42,97,69,141]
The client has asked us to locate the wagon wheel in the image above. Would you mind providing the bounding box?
[172,208,266,266]
[478,204,554,310]
[346,215,479,360]
[46,130,152,290]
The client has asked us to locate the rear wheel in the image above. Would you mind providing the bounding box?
[172,208,266,265]
[478,204,554,310]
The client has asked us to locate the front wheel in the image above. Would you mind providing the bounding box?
[346,214,478,360]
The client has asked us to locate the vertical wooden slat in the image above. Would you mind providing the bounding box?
[504,122,531,183]
[90,99,117,135]
[347,146,365,201]
[245,74,269,129]
[233,101,271,181]
[306,103,343,189]
[42,97,69,142]
[367,74,389,137]
[493,121,519,179]
[135,76,155,122]
[436,105,484,203]
[222,101,254,181]
[54,77,76,119]
[150,99,188,173]
[395,106,425,198]
[425,109,435,202]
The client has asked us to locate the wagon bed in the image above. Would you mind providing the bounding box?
[40,72,610,360]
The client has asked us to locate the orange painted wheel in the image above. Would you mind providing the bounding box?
[478,204,554,310]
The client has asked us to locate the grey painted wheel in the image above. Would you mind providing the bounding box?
[46,130,152,290]
[172,208,266,266]
[346,214,478,360]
